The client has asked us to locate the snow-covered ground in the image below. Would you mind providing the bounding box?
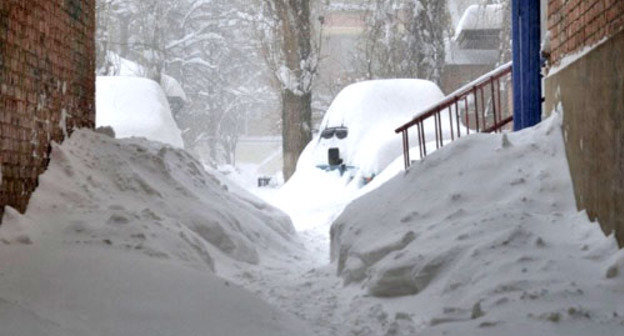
[327,113,624,335]
[2,111,623,335]
[228,113,624,336]
[0,130,312,336]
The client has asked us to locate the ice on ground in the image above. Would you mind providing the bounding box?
[96,76,184,148]
[330,113,624,335]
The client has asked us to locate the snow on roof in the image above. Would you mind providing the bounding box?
[96,76,184,148]
[160,74,188,101]
[454,4,503,39]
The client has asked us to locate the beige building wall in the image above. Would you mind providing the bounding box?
[544,0,624,246]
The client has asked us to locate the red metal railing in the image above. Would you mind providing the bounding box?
[395,62,514,169]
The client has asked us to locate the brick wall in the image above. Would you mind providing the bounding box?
[548,0,624,63]
[0,0,95,219]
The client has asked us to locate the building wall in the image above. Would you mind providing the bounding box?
[544,0,624,246]
[441,64,494,94]
[0,0,95,219]
[547,0,623,64]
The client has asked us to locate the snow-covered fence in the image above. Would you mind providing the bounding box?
[395,62,513,169]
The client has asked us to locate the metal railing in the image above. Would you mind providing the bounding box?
[395,62,514,169]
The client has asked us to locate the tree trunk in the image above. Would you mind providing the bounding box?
[282,90,312,180]
[272,0,314,181]
[118,15,130,58]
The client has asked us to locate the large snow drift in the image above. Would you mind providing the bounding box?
[330,114,624,334]
[96,76,185,148]
[0,129,308,335]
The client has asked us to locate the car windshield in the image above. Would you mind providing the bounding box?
[320,126,348,139]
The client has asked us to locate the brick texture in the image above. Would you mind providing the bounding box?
[548,0,624,64]
[0,0,95,219]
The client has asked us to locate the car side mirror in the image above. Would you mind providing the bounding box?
[328,147,343,166]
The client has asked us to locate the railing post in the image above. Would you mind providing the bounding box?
[420,122,427,157]
[473,87,480,131]
[455,99,461,138]
[402,130,410,169]
[463,97,469,135]
[448,106,454,141]
[395,63,513,171]
[480,86,486,130]
[496,78,502,127]
[416,123,424,159]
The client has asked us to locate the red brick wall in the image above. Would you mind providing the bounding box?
[0,0,95,219]
[548,0,624,64]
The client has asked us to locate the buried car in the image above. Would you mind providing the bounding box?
[296,79,445,186]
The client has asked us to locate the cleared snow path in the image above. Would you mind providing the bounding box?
[220,185,351,336]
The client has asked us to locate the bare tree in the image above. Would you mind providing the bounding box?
[493,0,512,64]
[255,0,319,180]
[407,0,450,84]
[96,0,277,166]
[354,0,450,84]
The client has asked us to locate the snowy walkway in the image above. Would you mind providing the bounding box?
[222,187,351,336]
[2,115,623,336]
[220,114,624,336]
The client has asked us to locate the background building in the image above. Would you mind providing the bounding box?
[0,0,96,219]
[441,4,504,94]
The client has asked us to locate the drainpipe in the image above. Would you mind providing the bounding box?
[512,0,542,130]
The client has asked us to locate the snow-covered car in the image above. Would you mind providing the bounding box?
[96,76,184,148]
[297,79,445,186]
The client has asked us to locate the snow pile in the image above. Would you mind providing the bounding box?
[0,130,309,335]
[330,114,624,334]
[96,76,184,148]
[2,130,299,267]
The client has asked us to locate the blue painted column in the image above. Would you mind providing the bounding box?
[512,0,542,130]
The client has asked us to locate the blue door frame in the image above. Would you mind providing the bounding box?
[512,0,542,130]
